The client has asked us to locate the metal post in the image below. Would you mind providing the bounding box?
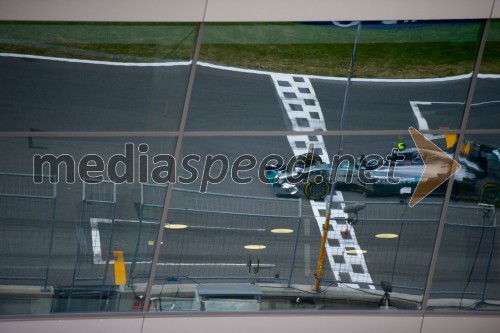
[142,22,205,311]
[421,19,491,310]
[101,202,117,286]
[287,216,302,288]
[480,207,496,304]
[338,21,361,146]
[313,198,332,292]
[128,203,144,286]
[42,189,57,291]
[68,196,87,311]
[313,21,361,293]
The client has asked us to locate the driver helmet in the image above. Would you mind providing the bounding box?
[397,142,406,150]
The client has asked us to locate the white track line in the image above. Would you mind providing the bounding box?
[0,53,191,67]
[90,218,102,264]
[2,53,500,81]
[410,100,500,139]
[89,218,272,266]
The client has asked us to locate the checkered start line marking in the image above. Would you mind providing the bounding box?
[270,73,374,289]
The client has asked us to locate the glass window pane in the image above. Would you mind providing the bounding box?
[187,21,483,133]
[430,134,499,311]
[0,137,176,314]
[324,135,445,305]
[342,20,483,131]
[142,135,446,311]
[186,23,356,131]
[153,136,309,311]
[469,20,500,129]
[0,19,497,317]
[0,23,198,131]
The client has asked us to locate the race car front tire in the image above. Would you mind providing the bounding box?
[304,176,330,200]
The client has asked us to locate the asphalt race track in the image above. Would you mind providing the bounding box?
[0,55,498,302]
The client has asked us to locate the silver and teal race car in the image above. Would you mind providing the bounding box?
[264,143,500,205]
[263,150,423,200]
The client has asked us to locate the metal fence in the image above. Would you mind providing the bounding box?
[169,188,301,218]
[72,181,116,285]
[317,199,497,302]
[431,203,496,304]
[128,184,302,287]
[326,200,441,292]
[1,174,496,305]
[127,184,165,286]
[0,173,56,290]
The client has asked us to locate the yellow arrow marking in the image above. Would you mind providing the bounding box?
[408,127,461,207]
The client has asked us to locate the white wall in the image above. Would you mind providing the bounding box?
[0,0,498,22]
[2,313,500,333]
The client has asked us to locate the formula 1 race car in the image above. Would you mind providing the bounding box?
[264,141,500,205]
[264,149,423,200]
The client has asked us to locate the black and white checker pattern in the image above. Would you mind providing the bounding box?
[271,73,374,289]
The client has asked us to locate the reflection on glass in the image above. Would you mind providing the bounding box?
[0,23,198,131]
[430,135,499,311]
[187,23,356,131]
[0,137,176,314]
[199,23,358,76]
[340,20,483,130]
[156,135,305,311]
[323,135,446,308]
[135,135,447,312]
[1,125,498,313]
[0,19,498,316]
[187,21,484,132]
[469,20,500,129]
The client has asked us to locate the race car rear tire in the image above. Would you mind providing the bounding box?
[299,153,323,165]
[288,153,323,172]
[475,177,500,205]
[304,176,330,200]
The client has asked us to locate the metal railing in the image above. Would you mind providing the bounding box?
[129,184,302,287]
[317,199,496,304]
[0,173,56,290]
